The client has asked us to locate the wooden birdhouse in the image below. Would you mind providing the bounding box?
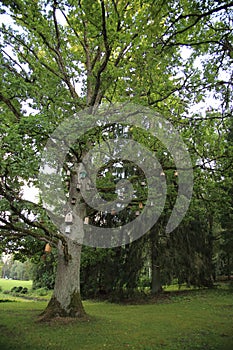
[79,170,87,179]
[65,212,73,224]
[65,225,71,234]
[44,243,51,253]
[141,181,146,186]
[71,197,76,205]
[66,170,71,176]
[174,171,178,176]
[135,210,140,216]
[84,217,89,225]
[139,202,143,209]
[160,171,165,176]
[111,209,116,215]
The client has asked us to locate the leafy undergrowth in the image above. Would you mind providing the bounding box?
[0,287,232,350]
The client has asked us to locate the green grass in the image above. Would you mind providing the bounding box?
[0,278,32,291]
[0,286,232,350]
[0,278,52,302]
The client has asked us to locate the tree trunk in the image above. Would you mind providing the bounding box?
[39,239,86,321]
[150,228,163,295]
[151,261,162,295]
[39,162,90,321]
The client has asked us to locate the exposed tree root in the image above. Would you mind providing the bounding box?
[38,293,87,322]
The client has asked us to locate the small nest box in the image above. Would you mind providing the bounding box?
[71,197,76,205]
[65,212,73,224]
[65,225,71,234]
[84,217,89,225]
[79,170,87,179]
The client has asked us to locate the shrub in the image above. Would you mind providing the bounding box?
[3,290,10,295]
[11,286,23,293]
[36,287,48,296]
[0,286,2,292]
[21,287,28,294]
[10,286,26,294]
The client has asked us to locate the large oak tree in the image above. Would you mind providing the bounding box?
[0,0,232,320]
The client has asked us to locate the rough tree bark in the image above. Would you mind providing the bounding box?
[39,162,89,321]
[39,239,86,321]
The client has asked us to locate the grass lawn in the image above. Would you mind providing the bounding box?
[0,278,32,291]
[0,284,232,350]
[0,278,52,302]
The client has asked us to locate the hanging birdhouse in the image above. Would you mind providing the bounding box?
[135,210,140,216]
[44,243,51,253]
[66,170,71,176]
[141,181,146,186]
[71,197,76,205]
[79,170,87,179]
[65,212,73,224]
[65,225,71,234]
[160,171,165,176]
[174,171,178,176]
[84,217,89,225]
[139,202,143,209]
[111,209,116,215]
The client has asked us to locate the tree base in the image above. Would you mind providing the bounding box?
[38,292,86,322]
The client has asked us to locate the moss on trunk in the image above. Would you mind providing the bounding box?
[68,291,86,317]
[38,291,86,322]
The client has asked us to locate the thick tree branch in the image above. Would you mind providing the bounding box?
[89,1,112,107]
[0,92,21,120]
[52,0,61,51]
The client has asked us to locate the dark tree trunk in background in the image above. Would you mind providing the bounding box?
[150,228,163,295]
